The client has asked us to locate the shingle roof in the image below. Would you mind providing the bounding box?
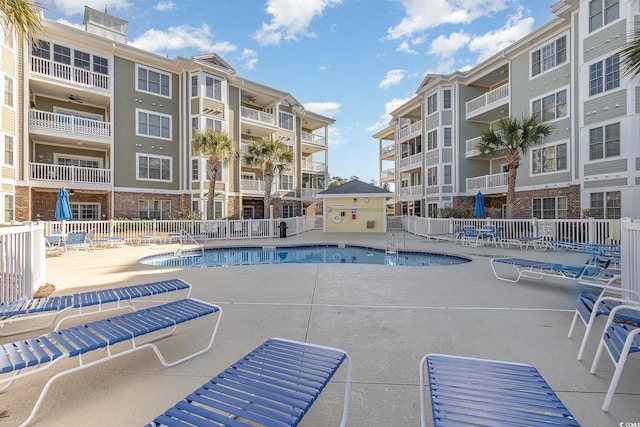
[318,179,392,195]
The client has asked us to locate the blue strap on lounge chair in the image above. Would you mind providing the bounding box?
[590,304,640,412]
[420,354,580,427]
[147,337,352,427]
[0,278,192,336]
[0,297,222,426]
[490,257,620,285]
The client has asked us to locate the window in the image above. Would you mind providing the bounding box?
[4,194,14,222]
[427,93,438,115]
[53,44,70,64]
[531,35,566,76]
[137,154,172,181]
[282,205,294,218]
[205,118,222,132]
[138,200,170,220]
[443,165,452,185]
[589,0,619,32]
[532,89,567,122]
[3,76,12,108]
[427,130,437,151]
[532,143,567,174]
[443,89,451,109]
[443,127,452,147]
[590,191,621,219]
[427,203,438,218]
[191,75,198,97]
[589,123,620,160]
[93,56,108,75]
[32,41,50,59]
[137,109,171,139]
[56,154,102,169]
[279,112,294,131]
[205,75,222,100]
[191,159,199,180]
[590,54,619,96]
[242,206,255,219]
[427,166,438,186]
[71,203,99,220]
[74,50,90,70]
[532,196,567,219]
[137,65,170,97]
[280,174,294,191]
[4,136,13,166]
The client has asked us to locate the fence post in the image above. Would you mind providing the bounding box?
[532,217,538,238]
[587,217,596,244]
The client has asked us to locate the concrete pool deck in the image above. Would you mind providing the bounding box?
[4,230,640,426]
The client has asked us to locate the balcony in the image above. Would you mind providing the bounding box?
[381,168,395,182]
[29,110,111,140]
[398,120,421,142]
[301,188,323,198]
[465,83,509,122]
[30,163,111,185]
[466,172,508,194]
[241,179,277,194]
[302,161,327,173]
[398,185,422,198]
[31,57,110,91]
[465,136,483,158]
[301,131,326,147]
[380,143,395,159]
[398,152,422,170]
[241,106,275,126]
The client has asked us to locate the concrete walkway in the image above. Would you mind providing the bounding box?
[4,231,640,426]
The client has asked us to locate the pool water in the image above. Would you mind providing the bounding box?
[139,244,470,268]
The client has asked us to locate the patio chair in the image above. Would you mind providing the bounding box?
[0,298,222,427]
[61,231,92,254]
[147,337,352,427]
[420,354,579,426]
[0,278,192,336]
[461,226,482,247]
[589,304,640,412]
[490,256,619,285]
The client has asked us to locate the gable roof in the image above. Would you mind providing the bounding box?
[317,179,392,198]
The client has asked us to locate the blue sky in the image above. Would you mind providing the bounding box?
[40,0,558,184]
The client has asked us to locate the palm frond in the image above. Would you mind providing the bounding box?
[0,0,44,42]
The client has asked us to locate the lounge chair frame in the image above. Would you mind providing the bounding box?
[490,257,619,285]
[0,297,222,427]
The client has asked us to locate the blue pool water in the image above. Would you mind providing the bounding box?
[139,244,470,268]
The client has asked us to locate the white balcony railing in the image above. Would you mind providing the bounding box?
[31,57,110,90]
[466,83,509,117]
[240,179,279,194]
[29,110,111,138]
[30,163,111,184]
[240,106,275,126]
[466,172,508,192]
[465,136,483,157]
[398,185,422,197]
[380,143,396,158]
[399,152,422,169]
[301,188,322,198]
[301,161,327,173]
[301,131,327,147]
[381,169,395,181]
[398,120,422,141]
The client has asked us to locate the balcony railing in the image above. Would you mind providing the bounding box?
[398,120,422,141]
[465,136,483,157]
[31,57,110,90]
[240,179,278,194]
[30,110,111,138]
[240,106,275,126]
[301,131,326,147]
[30,163,111,184]
[466,172,508,192]
[380,143,395,158]
[399,152,422,169]
[301,161,327,173]
[398,185,422,197]
[381,169,395,181]
[466,83,509,117]
[302,188,323,198]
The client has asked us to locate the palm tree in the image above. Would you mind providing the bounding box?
[0,0,43,43]
[191,129,238,219]
[478,115,552,219]
[243,135,294,218]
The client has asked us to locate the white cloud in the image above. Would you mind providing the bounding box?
[253,0,342,46]
[302,101,341,118]
[130,25,236,55]
[429,31,470,58]
[396,41,416,54]
[240,49,259,71]
[43,0,132,16]
[327,126,343,146]
[387,0,507,40]
[366,96,414,132]
[55,18,84,30]
[469,9,534,62]
[154,1,175,11]
[379,69,406,89]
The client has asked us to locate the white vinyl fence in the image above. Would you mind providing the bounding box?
[0,222,46,303]
[620,218,640,301]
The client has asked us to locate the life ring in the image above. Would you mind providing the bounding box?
[332,213,342,223]
[333,252,342,261]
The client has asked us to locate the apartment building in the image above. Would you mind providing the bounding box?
[375,0,640,220]
[3,6,332,223]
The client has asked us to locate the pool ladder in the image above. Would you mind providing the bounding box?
[385,233,406,255]
[174,229,204,258]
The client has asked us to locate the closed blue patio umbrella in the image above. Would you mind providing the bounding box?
[474,191,486,218]
[55,188,73,220]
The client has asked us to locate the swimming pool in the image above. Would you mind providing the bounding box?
[139,244,471,268]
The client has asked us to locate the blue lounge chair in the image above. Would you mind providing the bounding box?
[0,278,192,336]
[61,231,92,253]
[490,256,619,285]
[0,298,222,426]
[420,354,579,426]
[147,337,352,427]
[590,304,640,412]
